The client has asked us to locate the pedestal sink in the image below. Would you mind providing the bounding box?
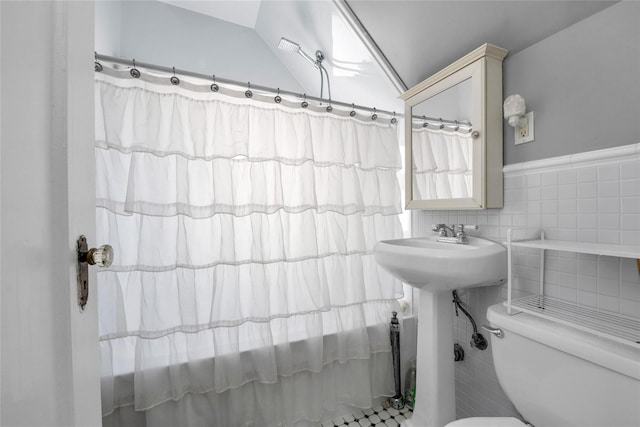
[374,235,507,427]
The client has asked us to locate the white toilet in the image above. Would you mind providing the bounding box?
[444,303,640,427]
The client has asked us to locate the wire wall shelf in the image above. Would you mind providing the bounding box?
[508,295,640,347]
[506,228,640,348]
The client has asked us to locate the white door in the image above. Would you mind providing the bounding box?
[1,2,101,425]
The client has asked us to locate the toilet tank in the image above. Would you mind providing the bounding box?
[487,303,640,427]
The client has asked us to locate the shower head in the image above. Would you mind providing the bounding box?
[277,36,330,100]
[278,37,319,69]
[278,37,301,54]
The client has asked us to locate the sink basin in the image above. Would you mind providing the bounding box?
[374,235,507,291]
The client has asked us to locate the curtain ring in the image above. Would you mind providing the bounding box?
[439,118,445,129]
[371,107,378,121]
[422,116,429,128]
[130,59,141,78]
[210,75,219,92]
[349,103,356,117]
[391,111,397,125]
[94,52,103,72]
[245,82,253,98]
[326,99,333,113]
[301,93,308,108]
[274,88,282,103]
[454,120,460,132]
[170,67,180,85]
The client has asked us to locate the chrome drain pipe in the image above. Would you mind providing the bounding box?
[389,311,405,409]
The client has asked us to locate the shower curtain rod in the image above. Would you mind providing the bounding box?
[95,53,399,119]
[94,53,470,129]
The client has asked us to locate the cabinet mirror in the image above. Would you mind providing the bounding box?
[401,44,508,210]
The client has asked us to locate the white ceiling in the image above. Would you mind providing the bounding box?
[157,0,262,29]
[346,0,617,88]
[151,0,618,112]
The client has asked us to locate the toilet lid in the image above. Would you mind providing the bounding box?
[445,417,526,427]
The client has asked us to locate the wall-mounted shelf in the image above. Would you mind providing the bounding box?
[505,229,640,348]
[509,239,640,259]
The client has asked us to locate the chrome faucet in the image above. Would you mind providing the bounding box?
[432,224,478,244]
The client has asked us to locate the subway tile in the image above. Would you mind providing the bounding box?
[598,213,620,230]
[526,215,541,228]
[577,258,597,277]
[544,284,559,298]
[541,186,558,200]
[558,251,577,260]
[620,179,640,197]
[620,280,640,302]
[620,231,640,246]
[598,258,620,280]
[558,199,577,214]
[558,169,577,184]
[577,166,597,183]
[541,172,558,187]
[557,271,577,288]
[558,183,577,200]
[577,275,597,293]
[504,175,524,189]
[557,229,577,241]
[578,253,598,262]
[558,258,577,274]
[597,230,620,244]
[598,294,619,313]
[504,189,523,202]
[621,258,640,282]
[512,214,526,227]
[620,160,640,179]
[577,214,597,229]
[577,290,598,308]
[598,181,619,198]
[541,200,558,214]
[577,182,598,199]
[527,187,541,201]
[598,164,619,182]
[598,197,620,214]
[541,214,558,228]
[621,197,640,214]
[598,277,620,297]
[526,173,541,188]
[558,214,576,229]
[526,201,541,214]
[620,299,640,318]
[577,198,597,213]
[620,214,640,234]
[581,229,598,243]
[558,286,577,302]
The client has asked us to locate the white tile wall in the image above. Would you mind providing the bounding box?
[412,146,640,420]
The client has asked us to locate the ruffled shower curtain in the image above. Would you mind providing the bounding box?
[95,69,404,426]
[412,126,472,200]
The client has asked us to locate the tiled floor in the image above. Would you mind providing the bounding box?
[320,403,413,427]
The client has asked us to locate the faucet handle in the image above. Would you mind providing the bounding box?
[432,224,444,231]
[458,224,478,231]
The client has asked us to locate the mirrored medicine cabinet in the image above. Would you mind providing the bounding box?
[400,43,508,210]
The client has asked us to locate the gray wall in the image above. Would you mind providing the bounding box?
[95,0,303,92]
[503,1,640,164]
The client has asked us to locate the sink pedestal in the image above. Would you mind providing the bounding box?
[373,235,507,427]
[404,290,455,427]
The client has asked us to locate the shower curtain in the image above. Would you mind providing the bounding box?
[95,68,404,426]
[412,126,473,200]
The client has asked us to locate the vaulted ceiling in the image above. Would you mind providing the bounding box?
[152,0,617,111]
[346,0,617,88]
